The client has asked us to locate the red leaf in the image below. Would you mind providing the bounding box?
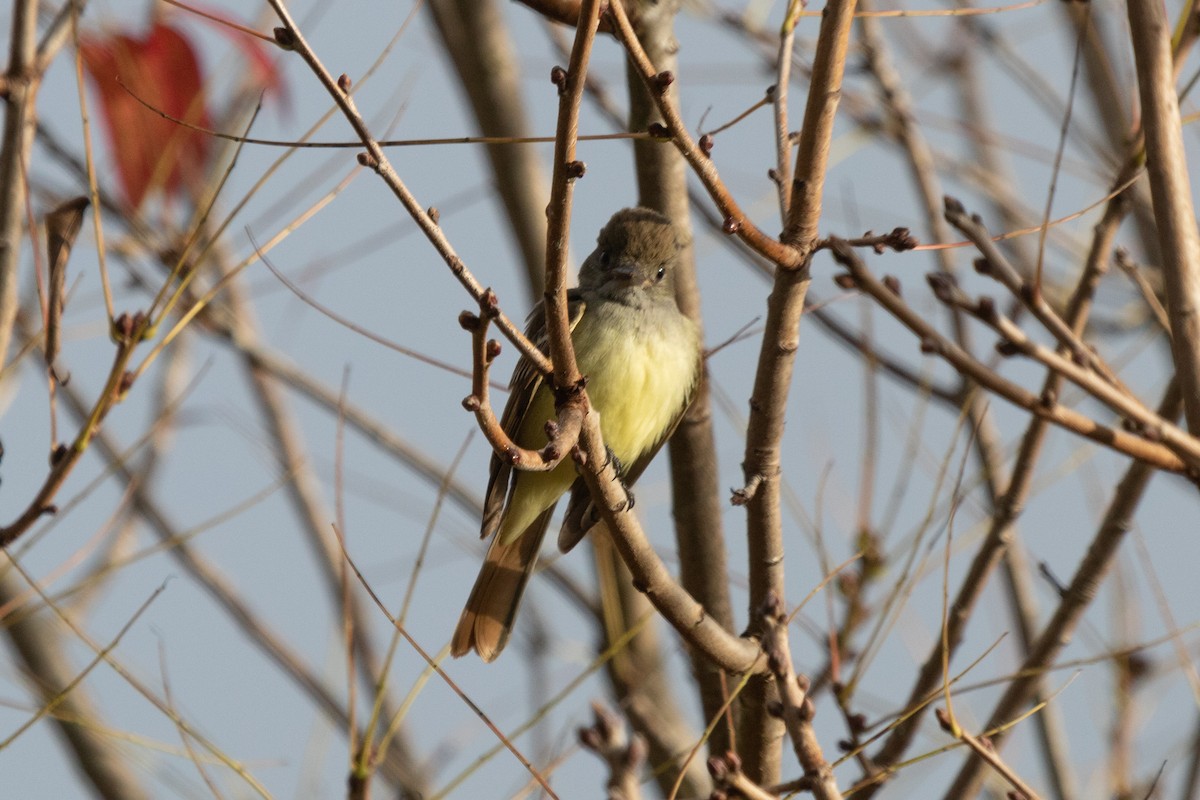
[81,22,212,210]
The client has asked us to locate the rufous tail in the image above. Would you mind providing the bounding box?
[451,507,553,662]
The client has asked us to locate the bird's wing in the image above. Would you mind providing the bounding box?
[480,291,587,540]
[557,356,705,553]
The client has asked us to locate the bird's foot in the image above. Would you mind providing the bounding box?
[602,447,634,511]
[602,446,625,477]
[621,482,636,511]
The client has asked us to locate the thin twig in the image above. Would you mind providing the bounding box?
[940,381,1182,797]
[827,241,1186,473]
[934,708,1043,800]
[264,0,550,376]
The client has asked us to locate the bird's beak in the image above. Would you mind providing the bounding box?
[609,263,637,282]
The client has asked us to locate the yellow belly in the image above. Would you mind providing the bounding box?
[496,304,698,544]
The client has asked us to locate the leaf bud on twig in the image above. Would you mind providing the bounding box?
[272,27,296,50]
[550,65,567,94]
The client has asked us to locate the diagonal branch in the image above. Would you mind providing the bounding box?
[828,241,1186,473]
[264,3,550,378]
[940,379,1182,798]
[606,0,801,268]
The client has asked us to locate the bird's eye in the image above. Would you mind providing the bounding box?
[655,267,666,282]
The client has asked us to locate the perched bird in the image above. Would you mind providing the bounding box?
[451,207,702,662]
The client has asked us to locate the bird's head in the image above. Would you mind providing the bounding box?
[578,207,682,303]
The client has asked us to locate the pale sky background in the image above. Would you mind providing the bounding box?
[3,0,1199,797]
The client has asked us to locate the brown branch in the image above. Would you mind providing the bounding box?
[779,0,858,254]
[541,0,602,394]
[264,3,550,377]
[934,708,1043,800]
[771,6,802,221]
[0,0,38,368]
[606,0,802,269]
[940,380,1181,798]
[816,228,918,255]
[577,701,647,800]
[827,241,1186,473]
[925,271,1200,468]
[0,325,140,546]
[760,594,844,800]
[731,0,859,784]
[575,413,763,673]
[1115,248,1170,331]
[707,751,781,800]
[427,0,551,301]
[460,305,581,472]
[945,200,1123,387]
[1128,0,1200,434]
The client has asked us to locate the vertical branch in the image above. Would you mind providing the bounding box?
[542,0,603,392]
[772,2,804,221]
[733,0,857,784]
[0,0,39,366]
[622,0,737,756]
[761,594,844,800]
[1057,0,1163,267]
[778,0,857,251]
[1128,0,1200,434]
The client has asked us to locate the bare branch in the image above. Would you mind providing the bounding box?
[578,702,646,800]
[1127,0,1200,434]
[941,380,1182,797]
[0,0,39,367]
[460,305,581,472]
[760,593,844,800]
[828,241,1188,473]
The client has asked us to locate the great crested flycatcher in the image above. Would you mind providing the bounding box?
[451,207,702,662]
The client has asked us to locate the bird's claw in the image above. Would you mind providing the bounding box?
[602,446,625,477]
[602,446,634,510]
